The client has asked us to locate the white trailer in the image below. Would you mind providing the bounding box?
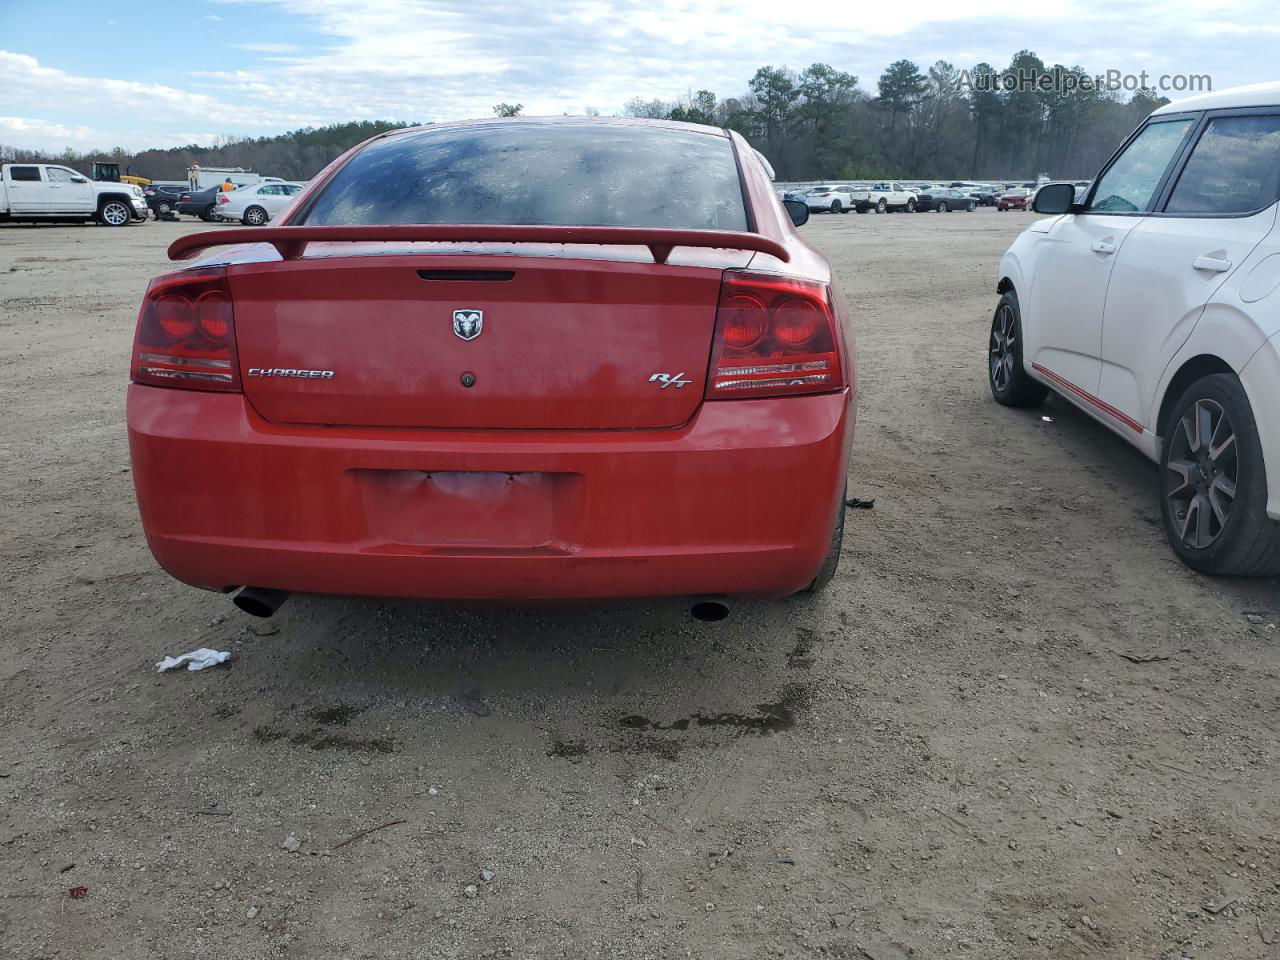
[187,165,275,191]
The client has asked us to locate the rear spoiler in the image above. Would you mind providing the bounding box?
[167,224,790,265]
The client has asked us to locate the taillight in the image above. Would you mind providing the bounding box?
[216,193,229,204]
[131,268,241,392]
[705,272,844,399]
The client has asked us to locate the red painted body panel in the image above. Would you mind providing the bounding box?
[229,254,727,430]
[127,385,854,600]
[127,118,859,604]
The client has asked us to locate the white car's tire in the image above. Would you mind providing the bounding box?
[243,205,269,227]
[988,291,1047,408]
[1159,373,1280,576]
[97,200,132,227]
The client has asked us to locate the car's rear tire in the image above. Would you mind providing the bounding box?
[967,200,977,212]
[1159,374,1280,576]
[938,201,949,213]
[97,200,132,227]
[803,489,846,593]
[830,200,842,214]
[244,205,269,226]
[876,199,887,214]
[200,204,216,222]
[156,200,173,216]
[907,199,917,212]
[988,291,1048,407]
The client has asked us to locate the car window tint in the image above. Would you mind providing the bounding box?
[9,166,41,181]
[1166,114,1280,215]
[1087,118,1193,213]
[47,167,75,182]
[303,122,748,231]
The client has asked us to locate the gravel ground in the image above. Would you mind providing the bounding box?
[1,211,1279,960]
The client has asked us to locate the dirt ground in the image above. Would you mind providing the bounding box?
[1,210,1279,960]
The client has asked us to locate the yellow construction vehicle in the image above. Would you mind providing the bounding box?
[91,160,150,188]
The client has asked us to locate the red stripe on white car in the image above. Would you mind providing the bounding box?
[1031,362,1144,434]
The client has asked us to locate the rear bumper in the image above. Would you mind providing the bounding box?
[127,386,855,601]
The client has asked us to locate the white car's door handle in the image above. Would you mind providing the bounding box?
[1192,256,1232,273]
[1091,240,1117,255]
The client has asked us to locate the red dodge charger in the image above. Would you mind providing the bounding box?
[126,117,857,617]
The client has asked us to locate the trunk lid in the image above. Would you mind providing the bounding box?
[230,249,743,430]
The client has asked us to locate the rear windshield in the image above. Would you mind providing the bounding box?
[302,122,748,231]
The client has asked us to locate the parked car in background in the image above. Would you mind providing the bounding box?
[997,188,1031,211]
[0,162,148,225]
[853,182,916,213]
[128,116,857,617]
[143,183,186,217]
[916,187,977,213]
[215,181,306,225]
[176,186,224,221]
[969,185,999,206]
[804,185,853,213]
[989,81,1280,575]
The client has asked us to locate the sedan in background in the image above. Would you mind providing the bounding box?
[969,185,999,206]
[127,117,857,617]
[997,188,1031,211]
[214,181,306,225]
[176,186,224,221]
[915,187,977,212]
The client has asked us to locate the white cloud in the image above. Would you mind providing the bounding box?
[0,115,217,152]
[2,0,1275,151]
[232,42,303,53]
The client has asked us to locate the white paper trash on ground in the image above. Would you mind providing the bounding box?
[156,648,232,672]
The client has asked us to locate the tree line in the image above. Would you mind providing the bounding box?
[625,51,1169,181]
[1,50,1169,183]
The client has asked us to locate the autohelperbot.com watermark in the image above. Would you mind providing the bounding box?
[957,68,1212,96]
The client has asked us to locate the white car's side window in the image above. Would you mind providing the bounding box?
[1087,118,1194,214]
[1165,114,1280,216]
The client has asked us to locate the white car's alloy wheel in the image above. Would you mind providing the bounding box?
[100,201,131,226]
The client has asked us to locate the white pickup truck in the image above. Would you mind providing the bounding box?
[853,181,917,214]
[0,163,149,226]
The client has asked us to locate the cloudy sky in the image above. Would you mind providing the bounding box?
[1,0,1276,152]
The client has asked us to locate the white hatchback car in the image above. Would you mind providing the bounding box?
[992,81,1280,576]
[215,181,305,225]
